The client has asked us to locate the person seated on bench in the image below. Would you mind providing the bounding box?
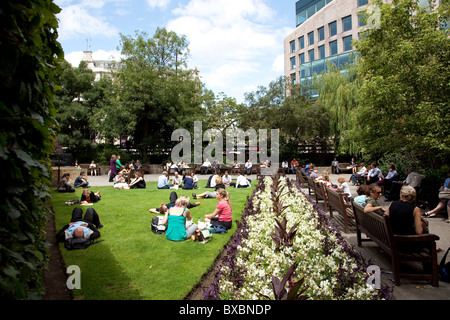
[337,176,352,198]
[423,171,450,219]
[366,162,383,184]
[353,185,370,207]
[385,186,424,236]
[364,184,386,215]
[349,163,367,185]
[331,157,340,174]
[378,164,398,198]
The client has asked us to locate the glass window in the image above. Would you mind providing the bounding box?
[290,56,296,69]
[342,15,352,32]
[290,73,297,85]
[358,0,368,6]
[358,12,367,27]
[329,21,337,37]
[318,26,325,42]
[309,49,315,62]
[299,53,305,64]
[318,45,325,59]
[308,31,314,46]
[329,40,338,55]
[290,40,296,53]
[299,36,305,50]
[343,35,353,52]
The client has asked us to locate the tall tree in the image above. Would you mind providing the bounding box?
[353,0,449,168]
[117,28,204,161]
[313,61,361,156]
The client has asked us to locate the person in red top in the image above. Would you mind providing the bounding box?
[290,158,299,174]
[204,188,233,229]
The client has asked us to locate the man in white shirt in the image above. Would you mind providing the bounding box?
[245,159,252,175]
[157,171,171,189]
[235,173,251,188]
[222,171,235,187]
[201,159,212,175]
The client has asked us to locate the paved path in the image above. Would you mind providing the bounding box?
[84,171,450,300]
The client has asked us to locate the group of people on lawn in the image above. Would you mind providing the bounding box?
[56,154,449,248]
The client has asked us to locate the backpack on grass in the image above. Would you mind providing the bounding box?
[64,237,102,250]
[151,216,166,234]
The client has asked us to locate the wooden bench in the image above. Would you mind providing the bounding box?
[314,181,329,210]
[352,201,440,287]
[326,187,355,233]
[296,171,307,188]
[306,175,316,198]
[331,162,353,174]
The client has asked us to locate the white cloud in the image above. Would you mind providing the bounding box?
[146,0,171,9]
[166,0,286,102]
[64,49,122,67]
[56,1,119,41]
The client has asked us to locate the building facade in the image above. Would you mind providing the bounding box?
[284,0,369,91]
[81,51,119,81]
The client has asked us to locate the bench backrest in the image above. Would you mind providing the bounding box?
[352,201,394,254]
[326,188,349,214]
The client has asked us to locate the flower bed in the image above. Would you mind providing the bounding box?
[205,175,392,300]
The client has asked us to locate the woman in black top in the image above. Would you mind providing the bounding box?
[385,186,424,235]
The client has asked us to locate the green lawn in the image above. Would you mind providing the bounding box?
[50,180,255,300]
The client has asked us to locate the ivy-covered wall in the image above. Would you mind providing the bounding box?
[0,0,63,299]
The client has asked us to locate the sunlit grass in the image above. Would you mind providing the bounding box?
[50,180,255,300]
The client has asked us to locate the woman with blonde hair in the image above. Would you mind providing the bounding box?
[385,186,424,235]
[204,189,233,230]
[162,196,198,241]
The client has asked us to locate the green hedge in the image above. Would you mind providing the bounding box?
[0,0,63,299]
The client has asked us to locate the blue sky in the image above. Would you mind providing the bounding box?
[54,0,296,103]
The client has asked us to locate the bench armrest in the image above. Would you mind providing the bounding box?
[393,234,440,242]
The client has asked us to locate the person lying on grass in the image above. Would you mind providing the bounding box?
[56,207,103,243]
[162,196,198,242]
[149,191,201,214]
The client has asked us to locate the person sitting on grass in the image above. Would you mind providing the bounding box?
[203,188,233,230]
[74,171,89,189]
[113,171,130,189]
[149,191,201,214]
[162,196,198,242]
[80,189,101,205]
[56,173,75,193]
[56,207,103,243]
[157,171,172,189]
[129,171,146,189]
[235,172,251,188]
[182,172,197,190]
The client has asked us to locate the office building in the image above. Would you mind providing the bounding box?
[284,0,369,91]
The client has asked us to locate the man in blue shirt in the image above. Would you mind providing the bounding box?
[56,207,102,243]
[157,171,172,189]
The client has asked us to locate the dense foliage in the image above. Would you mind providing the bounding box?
[353,0,450,168]
[0,0,63,299]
